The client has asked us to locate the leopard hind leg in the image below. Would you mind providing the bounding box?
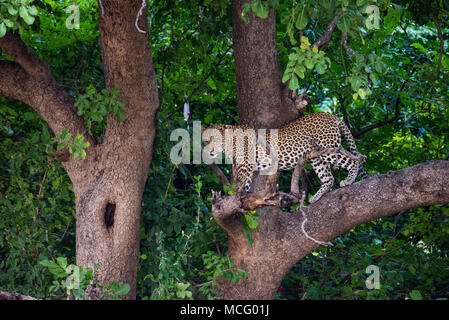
[331,154,359,187]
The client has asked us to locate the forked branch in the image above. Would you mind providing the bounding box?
[0,32,89,141]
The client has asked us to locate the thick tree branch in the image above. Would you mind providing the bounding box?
[341,33,356,56]
[295,161,449,249]
[233,0,299,127]
[217,160,449,299]
[0,32,53,79]
[0,291,37,300]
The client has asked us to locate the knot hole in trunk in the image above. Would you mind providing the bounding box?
[104,203,116,228]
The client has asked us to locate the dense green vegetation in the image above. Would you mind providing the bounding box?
[1,0,448,299]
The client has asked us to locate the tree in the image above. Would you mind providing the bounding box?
[0,0,448,300]
[0,0,159,299]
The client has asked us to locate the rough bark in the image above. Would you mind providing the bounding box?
[0,0,159,299]
[232,0,301,128]
[73,0,159,300]
[216,160,449,299]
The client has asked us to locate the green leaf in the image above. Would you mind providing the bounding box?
[288,75,299,90]
[60,130,72,142]
[3,19,14,28]
[304,59,315,70]
[56,257,68,269]
[282,71,291,83]
[357,88,366,99]
[409,290,423,300]
[252,1,269,19]
[295,7,308,30]
[28,6,38,16]
[74,134,85,145]
[244,213,259,229]
[207,77,216,90]
[114,283,131,296]
[441,55,449,71]
[7,5,18,15]
[39,260,68,278]
[338,16,350,33]
[315,62,326,74]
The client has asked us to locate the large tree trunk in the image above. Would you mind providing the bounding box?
[74,0,159,299]
[232,0,300,128]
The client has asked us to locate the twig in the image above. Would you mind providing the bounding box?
[353,80,407,138]
[284,12,344,105]
[312,11,345,51]
[163,166,176,201]
[431,14,444,75]
[50,217,73,257]
[337,92,350,127]
[34,162,51,225]
[215,101,238,124]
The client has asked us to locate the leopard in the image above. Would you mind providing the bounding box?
[202,112,367,203]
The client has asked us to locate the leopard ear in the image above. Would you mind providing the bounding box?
[200,124,212,133]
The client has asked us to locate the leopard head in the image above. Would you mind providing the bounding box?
[201,124,231,159]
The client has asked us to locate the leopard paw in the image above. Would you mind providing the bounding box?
[309,194,321,203]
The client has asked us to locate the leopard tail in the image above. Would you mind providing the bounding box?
[337,118,368,179]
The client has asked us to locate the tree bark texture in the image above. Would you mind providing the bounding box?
[216,161,449,299]
[232,0,301,128]
[0,0,160,299]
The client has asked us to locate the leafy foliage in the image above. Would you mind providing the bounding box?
[39,258,130,299]
[74,85,125,140]
[56,130,90,160]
